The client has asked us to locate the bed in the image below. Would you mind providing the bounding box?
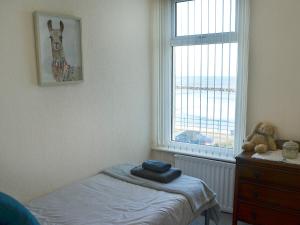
[26,164,220,225]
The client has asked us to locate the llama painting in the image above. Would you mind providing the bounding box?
[34,12,83,86]
[47,20,81,82]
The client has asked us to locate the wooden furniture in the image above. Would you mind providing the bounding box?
[232,144,300,225]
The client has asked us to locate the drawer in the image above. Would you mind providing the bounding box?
[238,165,300,189]
[238,201,300,225]
[238,182,300,212]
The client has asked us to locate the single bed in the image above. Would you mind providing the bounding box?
[26,164,220,225]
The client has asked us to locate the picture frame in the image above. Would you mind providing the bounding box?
[33,11,83,86]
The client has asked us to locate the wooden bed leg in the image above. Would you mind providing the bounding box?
[204,210,210,225]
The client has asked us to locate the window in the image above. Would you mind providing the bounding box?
[153,0,249,160]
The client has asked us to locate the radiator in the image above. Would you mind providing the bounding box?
[175,154,235,213]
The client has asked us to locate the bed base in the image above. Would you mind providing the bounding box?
[204,210,210,225]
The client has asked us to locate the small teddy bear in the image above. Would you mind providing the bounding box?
[242,122,277,153]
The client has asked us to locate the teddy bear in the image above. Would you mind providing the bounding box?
[242,122,277,153]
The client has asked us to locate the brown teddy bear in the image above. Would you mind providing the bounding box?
[242,122,277,153]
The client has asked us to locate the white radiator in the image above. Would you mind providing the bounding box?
[175,154,235,213]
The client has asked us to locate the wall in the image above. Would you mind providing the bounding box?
[247,0,300,140]
[0,0,152,202]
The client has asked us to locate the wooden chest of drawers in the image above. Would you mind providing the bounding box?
[232,151,300,225]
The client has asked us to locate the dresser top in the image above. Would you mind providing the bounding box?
[237,139,300,170]
[236,151,300,172]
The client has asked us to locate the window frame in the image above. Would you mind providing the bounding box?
[152,0,249,161]
[171,0,238,45]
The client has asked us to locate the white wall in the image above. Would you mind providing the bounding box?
[0,0,152,202]
[247,0,300,140]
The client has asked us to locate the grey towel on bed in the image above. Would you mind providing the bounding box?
[102,164,220,224]
[131,165,181,183]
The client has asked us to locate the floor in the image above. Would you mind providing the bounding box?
[191,212,250,225]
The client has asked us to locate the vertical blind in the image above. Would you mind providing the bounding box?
[152,0,249,160]
[170,0,239,157]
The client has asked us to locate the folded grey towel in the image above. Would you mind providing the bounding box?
[131,165,181,183]
[142,160,171,173]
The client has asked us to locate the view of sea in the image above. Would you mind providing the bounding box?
[173,75,236,147]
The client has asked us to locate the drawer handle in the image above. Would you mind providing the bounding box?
[252,191,259,198]
[251,211,257,220]
[269,202,281,208]
[253,172,261,179]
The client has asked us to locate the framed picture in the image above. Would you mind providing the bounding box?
[33,11,83,86]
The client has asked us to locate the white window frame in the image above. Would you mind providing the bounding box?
[152,0,249,161]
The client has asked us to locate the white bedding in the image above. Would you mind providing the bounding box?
[27,174,196,225]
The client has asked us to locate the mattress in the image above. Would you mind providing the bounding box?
[27,165,220,225]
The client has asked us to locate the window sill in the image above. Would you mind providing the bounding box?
[152,146,236,164]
